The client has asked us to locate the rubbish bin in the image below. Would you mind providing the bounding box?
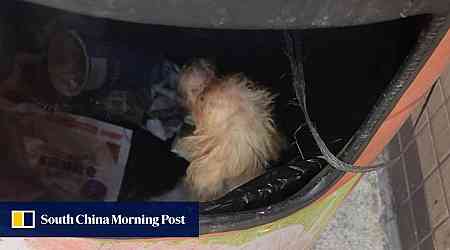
[0,0,449,249]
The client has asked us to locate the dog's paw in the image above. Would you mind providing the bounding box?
[185,162,227,201]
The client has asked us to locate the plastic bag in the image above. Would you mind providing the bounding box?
[200,157,324,214]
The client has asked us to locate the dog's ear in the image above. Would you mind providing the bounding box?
[178,59,216,109]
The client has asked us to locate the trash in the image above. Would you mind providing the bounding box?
[47,29,186,141]
[144,60,184,141]
[0,25,189,201]
[47,30,87,97]
[117,126,189,201]
[0,107,132,201]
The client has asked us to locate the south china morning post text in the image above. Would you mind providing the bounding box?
[0,202,199,237]
[40,214,186,227]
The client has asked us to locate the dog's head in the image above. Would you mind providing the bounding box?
[178,59,216,111]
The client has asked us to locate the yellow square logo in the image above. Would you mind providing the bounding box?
[11,210,35,229]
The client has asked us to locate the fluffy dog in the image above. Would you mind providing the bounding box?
[175,60,284,201]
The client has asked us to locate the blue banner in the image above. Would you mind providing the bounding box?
[0,202,199,237]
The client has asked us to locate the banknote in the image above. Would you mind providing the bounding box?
[0,107,132,201]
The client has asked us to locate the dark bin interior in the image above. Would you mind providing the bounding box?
[0,0,431,215]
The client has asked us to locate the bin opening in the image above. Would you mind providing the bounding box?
[0,1,428,215]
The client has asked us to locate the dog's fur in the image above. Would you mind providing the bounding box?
[175,60,284,201]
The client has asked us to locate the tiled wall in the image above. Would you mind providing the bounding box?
[387,63,450,250]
